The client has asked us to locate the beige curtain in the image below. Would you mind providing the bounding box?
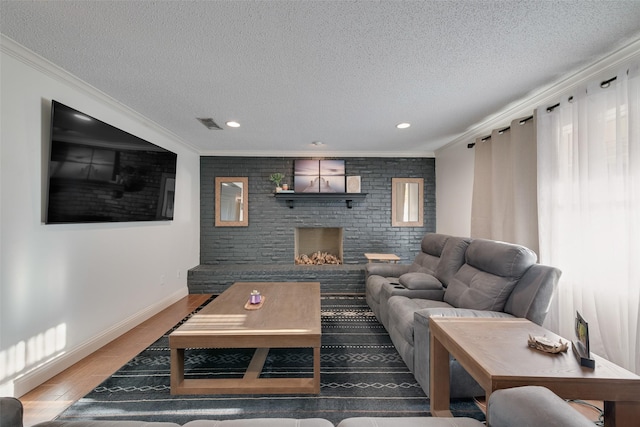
[470,116,539,255]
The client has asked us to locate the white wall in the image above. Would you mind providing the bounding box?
[435,140,475,236]
[0,38,200,397]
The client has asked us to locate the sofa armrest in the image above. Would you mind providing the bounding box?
[504,263,561,325]
[1,397,23,427]
[364,263,411,279]
[413,308,514,398]
[414,307,516,328]
[488,386,594,427]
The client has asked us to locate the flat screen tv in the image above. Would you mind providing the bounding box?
[45,101,177,224]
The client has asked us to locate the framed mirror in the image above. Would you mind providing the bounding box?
[215,177,248,227]
[392,178,423,227]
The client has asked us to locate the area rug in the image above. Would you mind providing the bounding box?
[57,296,485,425]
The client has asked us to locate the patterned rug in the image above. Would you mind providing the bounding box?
[57,296,485,425]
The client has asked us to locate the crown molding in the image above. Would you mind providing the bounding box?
[1,35,200,154]
[437,37,640,154]
[196,149,435,158]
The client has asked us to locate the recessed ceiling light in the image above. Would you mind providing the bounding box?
[396,122,411,129]
[226,121,241,128]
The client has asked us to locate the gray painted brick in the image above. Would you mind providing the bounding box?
[190,156,435,294]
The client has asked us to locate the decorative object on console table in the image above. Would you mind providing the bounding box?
[527,335,569,354]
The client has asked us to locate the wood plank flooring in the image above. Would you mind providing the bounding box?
[18,294,211,427]
[16,292,601,426]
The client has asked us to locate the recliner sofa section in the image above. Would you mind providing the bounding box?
[365,234,561,399]
[364,233,469,329]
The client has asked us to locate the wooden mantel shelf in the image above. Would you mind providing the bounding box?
[274,192,367,208]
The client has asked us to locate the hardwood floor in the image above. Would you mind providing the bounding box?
[18,294,212,427]
[16,292,601,426]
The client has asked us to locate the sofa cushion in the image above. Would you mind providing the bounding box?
[398,272,443,290]
[185,419,334,427]
[421,233,449,256]
[434,237,469,286]
[444,264,517,311]
[35,422,180,427]
[444,239,537,312]
[337,417,483,427]
[488,386,594,427]
[408,233,450,274]
[464,238,537,277]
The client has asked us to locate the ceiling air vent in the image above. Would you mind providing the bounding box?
[197,117,223,130]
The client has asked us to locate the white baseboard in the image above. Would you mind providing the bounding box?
[14,288,188,397]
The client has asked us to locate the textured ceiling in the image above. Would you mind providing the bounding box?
[2,1,640,156]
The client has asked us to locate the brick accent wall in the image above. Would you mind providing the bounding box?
[191,156,435,293]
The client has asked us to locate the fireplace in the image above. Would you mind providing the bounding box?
[295,227,343,264]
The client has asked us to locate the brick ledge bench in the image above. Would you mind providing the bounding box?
[187,264,366,294]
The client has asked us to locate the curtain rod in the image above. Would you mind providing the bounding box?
[546,75,618,112]
[468,72,621,149]
[467,115,534,148]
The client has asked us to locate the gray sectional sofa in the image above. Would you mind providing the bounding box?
[365,233,561,398]
[1,386,593,427]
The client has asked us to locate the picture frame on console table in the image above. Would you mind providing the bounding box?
[573,311,595,369]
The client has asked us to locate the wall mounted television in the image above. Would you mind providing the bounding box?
[45,100,177,224]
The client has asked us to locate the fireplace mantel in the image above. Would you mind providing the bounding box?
[274,192,367,208]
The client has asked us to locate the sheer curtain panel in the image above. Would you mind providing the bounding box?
[537,62,640,373]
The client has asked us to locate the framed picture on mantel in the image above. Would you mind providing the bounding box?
[294,159,345,193]
[346,176,361,193]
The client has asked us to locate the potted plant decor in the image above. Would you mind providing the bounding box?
[269,172,285,192]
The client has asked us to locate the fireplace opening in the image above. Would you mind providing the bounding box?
[295,227,343,265]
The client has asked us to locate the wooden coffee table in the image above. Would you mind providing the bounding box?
[429,317,640,427]
[170,281,321,395]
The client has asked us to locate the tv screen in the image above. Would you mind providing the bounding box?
[45,101,177,224]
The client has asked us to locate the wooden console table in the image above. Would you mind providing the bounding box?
[364,253,400,263]
[429,317,640,427]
